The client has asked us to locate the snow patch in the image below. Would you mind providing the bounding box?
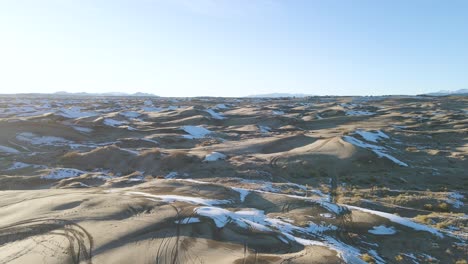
[16,132,71,146]
[345,110,375,116]
[119,111,141,118]
[203,152,226,162]
[127,192,231,206]
[320,213,335,219]
[205,109,225,119]
[6,162,30,170]
[343,136,408,167]
[446,192,464,208]
[175,217,201,224]
[0,145,20,154]
[181,126,212,139]
[368,225,397,235]
[5,162,44,170]
[346,204,443,238]
[59,107,97,118]
[258,125,271,133]
[231,187,250,202]
[72,126,93,133]
[103,118,127,127]
[142,106,163,112]
[165,171,178,179]
[42,168,86,179]
[355,130,389,143]
[215,104,228,109]
[194,206,363,263]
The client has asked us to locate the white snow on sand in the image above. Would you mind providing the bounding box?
[215,104,228,109]
[128,190,351,250]
[368,225,397,235]
[141,138,159,144]
[181,126,212,139]
[319,201,348,215]
[142,106,164,112]
[195,207,237,228]
[126,175,145,182]
[272,110,285,115]
[345,110,375,116]
[119,111,141,118]
[103,118,127,127]
[72,126,93,133]
[16,132,71,146]
[367,250,386,264]
[231,187,250,202]
[173,178,208,185]
[1,106,36,117]
[401,253,419,263]
[194,206,366,264]
[6,162,34,170]
[42,168,86,179]
[346,204,443,238]
[343,136,408,167]
[127,192,231,206]
[240,179,281,193]
[16,109,55,117]
[165,171,179,179]
[59,107,97,118]
[119,148,140,155]
[203,152,226,162]
[0,145,20,154]
[196,207,272,232]
[205,109,225,119]
[355,130,389,143]
[446,192,464,208]
[259,125,271,133]
[175,217,201,224]
[6,162,29,170]
[320,213,334,219]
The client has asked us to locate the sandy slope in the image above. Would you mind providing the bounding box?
[0,95,466,263]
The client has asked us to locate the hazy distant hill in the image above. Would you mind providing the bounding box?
[422,89,468,96]
[246,93,313,98]
[53,91,159,97]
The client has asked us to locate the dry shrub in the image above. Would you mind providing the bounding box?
[423,203,434,210]
[437,202,450,212]
[360,253,375,263]
[414,214,433,225]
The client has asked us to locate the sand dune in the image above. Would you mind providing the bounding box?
[0,95,466,263]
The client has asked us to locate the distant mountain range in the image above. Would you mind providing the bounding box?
[422,89,468,96]
[51,91,159,97]
[246,93,313,98]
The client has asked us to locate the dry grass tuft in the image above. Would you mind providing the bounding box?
[361,253,375,263]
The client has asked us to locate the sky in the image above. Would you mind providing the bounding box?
[0,0,467,97]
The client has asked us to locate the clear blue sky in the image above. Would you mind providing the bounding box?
[1,0,467,96]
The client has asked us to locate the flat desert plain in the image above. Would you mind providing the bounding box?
[0,95,466,264]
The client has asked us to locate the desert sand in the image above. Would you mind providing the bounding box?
[0,94,466,263]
